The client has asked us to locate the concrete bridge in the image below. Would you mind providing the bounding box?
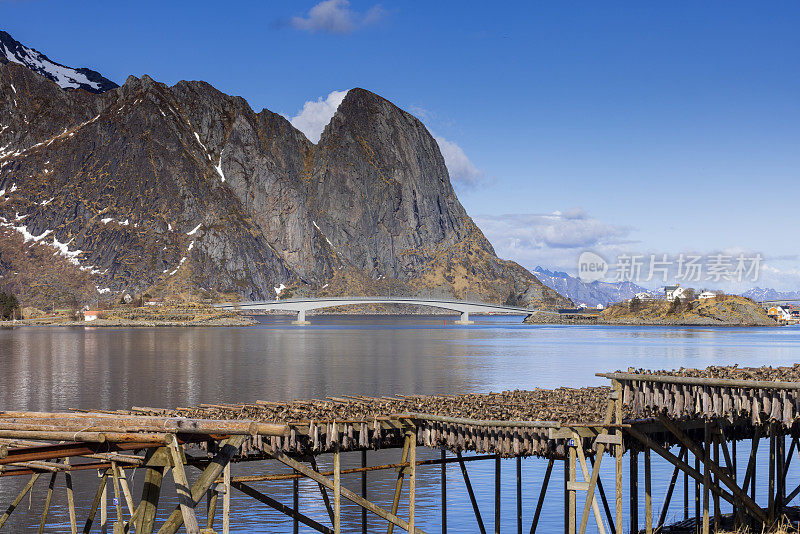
[214,296,543,325]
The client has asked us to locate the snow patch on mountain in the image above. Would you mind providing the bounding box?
[0,31,118,94]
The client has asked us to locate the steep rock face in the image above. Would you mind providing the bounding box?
[311,89,481,279]
[1,66,298,299]
[0,57,569,309]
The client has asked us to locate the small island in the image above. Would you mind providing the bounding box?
[526,288,781,327]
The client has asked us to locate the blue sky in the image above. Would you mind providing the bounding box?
[3,0,799,290]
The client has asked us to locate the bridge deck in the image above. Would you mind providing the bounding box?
[218,297,538,313]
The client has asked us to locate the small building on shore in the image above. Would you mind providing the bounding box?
[664,285,686,302]
[84,310,102,321]
[767,306,792,322]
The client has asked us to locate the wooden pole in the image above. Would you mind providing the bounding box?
[310,456,335,523]
[223,462,231,534]
[703,423,710,534]
[409,430,416,534]
[387,434,411,534]
[613,380,623,534]
[694,453,700,534]
[517,456,523,534]
[657,416,767,523]
[644,447,652,534]
[713,434,720,531]
[441,449,447,534]
[731,434,737,524]
[0,473,40,528]
[458,451,487,534]
[530,458,553,534]
[769,424,775,521]
[244,479,333,531]
[232,482,333,534]
[268,448,424,534]
[683,460,689,522]
[101,477,108,534]
[159,434,246,534]
[118,468,136,525]
[778,432,785,519]
[625,427,734,504]
[569,441,577,534]
[657,447,685,530]
[574,436,607,534]
[38,471,58,534]
[206,486,219,533]
[629,451,638,534]
[168,435,201,534]
[494,455,501,534]
[134,449,166,534]
[564,458,569,534]
[293,476,300,534]
[589,455,616,534]
[362,449,368,534]
[333,446,341,534]
[112,462,124,533]
[63,461,78,534]
[82,469,110,534]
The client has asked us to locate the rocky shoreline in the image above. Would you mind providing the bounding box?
[1,315,258,328]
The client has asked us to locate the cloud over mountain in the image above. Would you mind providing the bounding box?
[434,136,484,188]
[474,209,633,273]
[289,90,349,143]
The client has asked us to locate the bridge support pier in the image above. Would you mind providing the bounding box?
[454,312,474,325]
[292,310,310,325]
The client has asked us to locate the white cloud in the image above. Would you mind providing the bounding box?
[474,210,633,274]
[289,90,349,143]
[755,265,800,292]
[291,0,386,34]
[435,136,484,188]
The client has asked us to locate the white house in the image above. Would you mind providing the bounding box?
[767,306,792,322]
[698,291,718,300]
[84,310,101,321]
[664,285,686,302]
[596,304,604,310]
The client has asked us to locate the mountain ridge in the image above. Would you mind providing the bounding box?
[0,34,569,310]
[0,31,118,93]
[533,266,648,307]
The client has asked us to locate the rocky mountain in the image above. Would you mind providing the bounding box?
[0,34,568,310]
[0,31,117,93]
[741,287,800,302]
[533,266,647,307]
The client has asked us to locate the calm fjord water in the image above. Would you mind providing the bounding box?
[1,316,798,532]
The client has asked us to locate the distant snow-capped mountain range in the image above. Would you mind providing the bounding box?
[0,31,117,93]
[534,267,799,307]
[533,267,649,307]
[740,287,800,302]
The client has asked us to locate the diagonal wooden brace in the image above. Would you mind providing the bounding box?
[267,448,427,534]
[657,415,768,524]
[626,426,735,504]
[168,435,201,534]
[233,481,333,533]
[157,434,247,534]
